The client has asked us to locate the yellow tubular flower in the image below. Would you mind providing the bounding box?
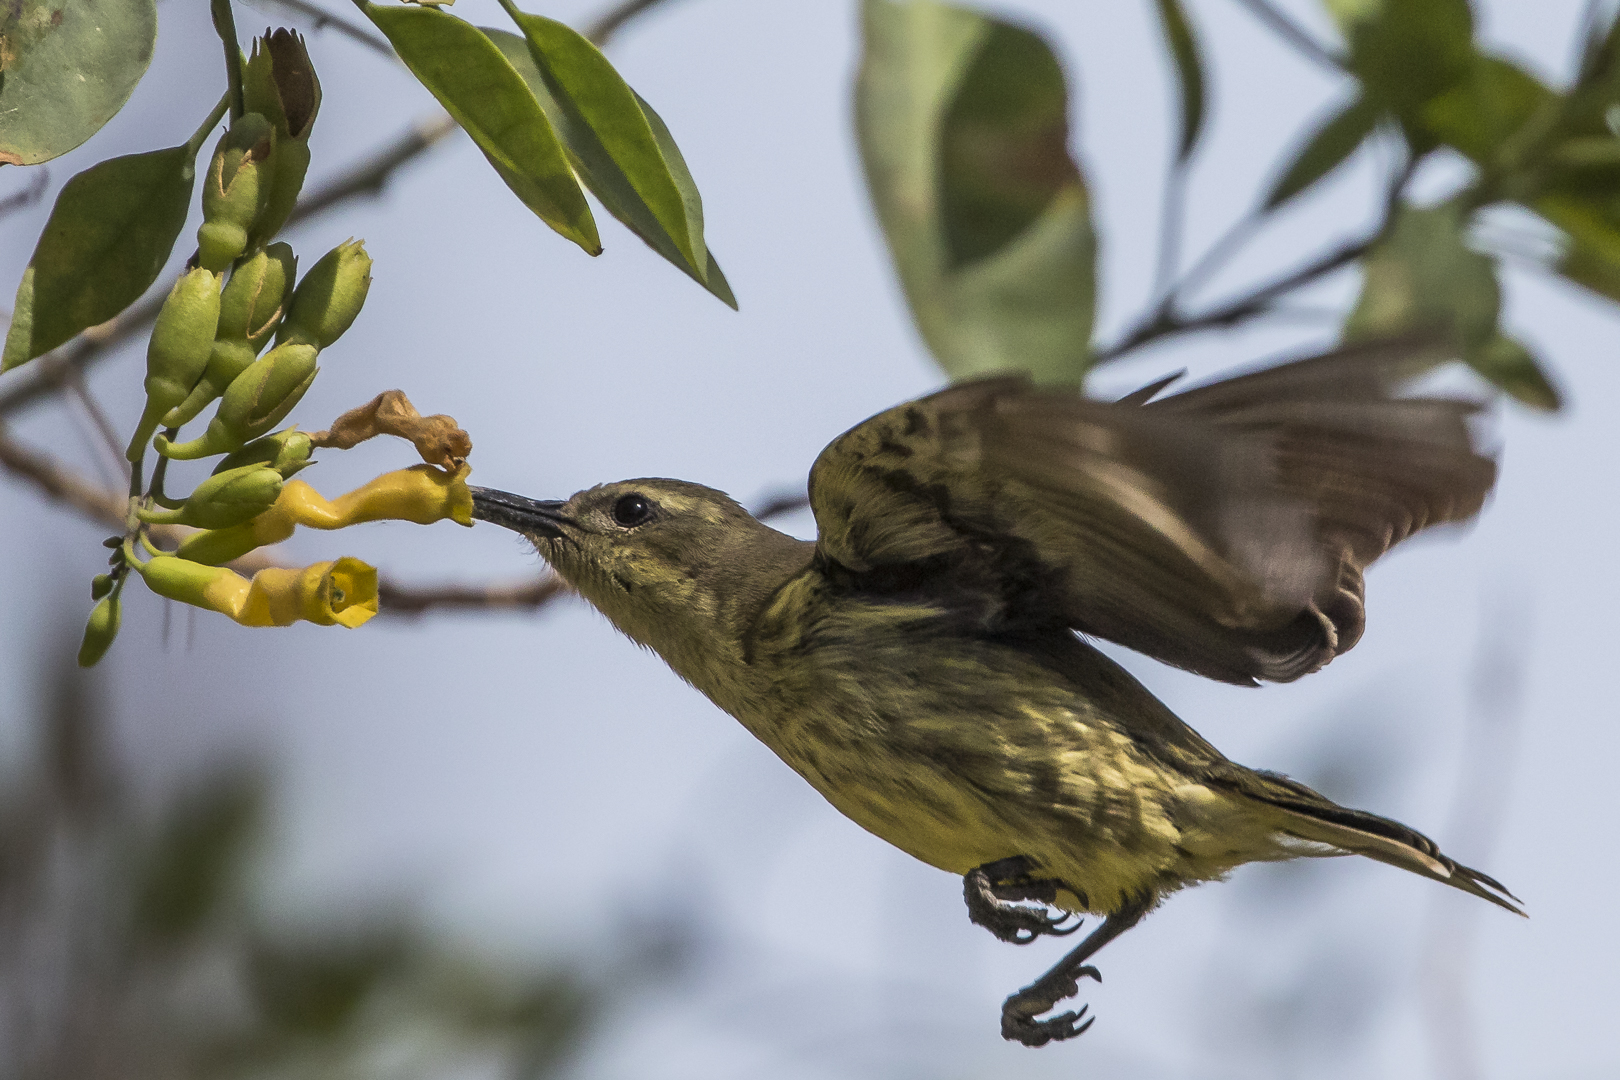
[176,463,472,566]
[136,554,377,628]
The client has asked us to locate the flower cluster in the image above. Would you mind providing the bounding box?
[79,32,473,667]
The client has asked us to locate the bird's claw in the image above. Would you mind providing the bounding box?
[1001,965,1102,1047]
[964,862,1083,945]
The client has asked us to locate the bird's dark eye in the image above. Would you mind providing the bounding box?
[611,493,655,527]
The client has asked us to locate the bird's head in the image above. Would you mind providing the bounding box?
[470,479,812,668]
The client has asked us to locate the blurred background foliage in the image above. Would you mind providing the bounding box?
[0,628,688,1080]
[0,0,1613,1076]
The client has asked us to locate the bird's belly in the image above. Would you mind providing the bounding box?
[738,670,1239,913]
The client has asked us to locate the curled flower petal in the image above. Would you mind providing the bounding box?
[175,463,472,566]
[136,554,377,628]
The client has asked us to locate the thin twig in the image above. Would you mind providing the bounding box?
[752,491,810,521]
[240,0,394,57]
[288,112,458,221]
[212,0,248,121]
[378,574,568,616]
[0,169,50,223]
[1152,164,1191,306]
[584,0,685,46]
[63,372,130,488]
[1227,0,1347,72]
[1094,235,1370,364]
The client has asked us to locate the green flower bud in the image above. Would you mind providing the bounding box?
[164,244,298,428]
[78,594,121,668]
[197,221,249,275]
[276,240,371,350]
[244,32,319,245]
[244,30,321,143]
[155,342,318,460]
[213,429,315,479]
[127,268,221,461]
[91,573,114,600]
[164,339,257,429]
[139,464,284,529]
[197,113,277,272]
[218,243,296,347]
[249,141,309,249]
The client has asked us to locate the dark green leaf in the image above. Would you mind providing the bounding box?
[937,21,1074,269]
[1470,333,1561,411]
[1153,0,1205,161]
[0,0,157,166]
[1422,54,1554,167]
[1542,196,1620,302]
[1265,93,1379,209]
[638,90,737,308]
[498,3,704,276]
[483,28,735,308]
[2,145,195,371]
[1324,0,1474,149]
[359,2,597,254]
[858,0,1095,385]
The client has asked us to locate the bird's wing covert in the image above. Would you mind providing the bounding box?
[806,338,1496,685]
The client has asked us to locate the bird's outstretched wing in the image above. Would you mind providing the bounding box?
[806,338,1496,685]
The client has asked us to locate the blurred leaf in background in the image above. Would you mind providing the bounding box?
[856,0,1095,385]
[0,629,688,1080]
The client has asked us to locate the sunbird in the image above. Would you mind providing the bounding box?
[469,338,1522,1046]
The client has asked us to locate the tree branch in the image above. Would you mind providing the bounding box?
[242,0,394,57]
[583,0,686,46]
[1227,0,1347,72]
[0,113,459,421]
[1094,235,1371,364]
[0,169,49,224]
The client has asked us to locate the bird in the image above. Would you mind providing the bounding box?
[467,336,1522,1047]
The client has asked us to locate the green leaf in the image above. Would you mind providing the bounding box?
[0,0,157,166]
[2,145,195,371]
[1346,202,1498,354]
[483,27,735,308]
[1541,196,1620,303]
[1265,93,1379,209]
[1421,54,1554,167]
[498,2,704,276]
[1344,201,1551,407]
[359,1,598,254]
[937,20,1075,270]
[1153,0,1205,161]
[1470,333,1561,411]
[857,0,1095,385]
[1325,0,1474,150]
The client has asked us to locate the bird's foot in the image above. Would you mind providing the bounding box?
[1000,964,1102,1047]
[964,856,1083,945]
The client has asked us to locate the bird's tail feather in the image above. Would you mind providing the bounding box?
[1249,771,1525,917]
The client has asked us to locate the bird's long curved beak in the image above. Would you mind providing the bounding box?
[469,486,571,538]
